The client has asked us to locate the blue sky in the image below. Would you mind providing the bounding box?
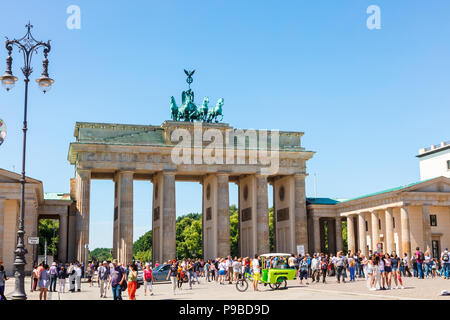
[0,1,449,249]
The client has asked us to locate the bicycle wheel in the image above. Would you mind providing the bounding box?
[269,282,280,290]
[236,278,249,292]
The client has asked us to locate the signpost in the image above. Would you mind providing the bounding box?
[27,237,39,291]
[297,245,305,257]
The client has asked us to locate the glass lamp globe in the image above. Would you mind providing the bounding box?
[36,75,54,93]
[0,74,18,91]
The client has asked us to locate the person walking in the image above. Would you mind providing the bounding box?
[218,258,227,285]
[205,260,211,282]
[320,256,328,283]
[403,253,411,277]
[415,247,425,279]
[127,264,138,300]
[68,263,76,292]
[252,254,260,292]
[298,256,309,285]
[75,263,82,291]
[57,265,67,293]
[441,248,450,279]
[232,258,241,283]
[166,260,178,295]
[226,256,233,284]
[97,261,110,298]
[143,263,154,296]
[39,264,50,300]
[334,251,346,284]
[0,264,9,300]
[32,264,39,292]
[311,254,320,283]
[49,262,58,292]
[108,259,125,300]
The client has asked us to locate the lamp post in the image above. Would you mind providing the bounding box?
[0,22,54,300]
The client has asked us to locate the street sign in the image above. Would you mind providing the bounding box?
[28,237,39,245]
[297,244,305,257]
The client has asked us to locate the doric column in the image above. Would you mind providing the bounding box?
[370,211,379,252]
[422,205,432,254]
[358,212,367,256]
[335,217,343,252]
[400,206,411,258]
[346,215,355,253]
[217,173,230,257]
[75,169,91,263]
[117,171,134,265]
[58,210,69,263]
[327,219,336,254]
[162,171,176,262]
[385,207,394,254]
[255,175,270,255]
[313,216,320,253]
[294,174,308,253]
[0,198,5,263]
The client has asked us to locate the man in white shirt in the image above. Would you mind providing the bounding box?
[311,255,320,282]
[75,263,82,292]
[252,254,260,291]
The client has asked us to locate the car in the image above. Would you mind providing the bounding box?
[137,265,144,285]
[152,264,171,282]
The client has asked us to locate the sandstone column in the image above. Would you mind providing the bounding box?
[217,173,230,257]
[313,217,320,253]
[328,219,336,254]
[400,206,411,258]
[294,174,308,254]
[58,210,69,262]
[335,217,343,252]
[162,171,176,262]
[422,205,432,254]
[347,215,355,253]
[385,207,394,254]
[255,175,270,255]
[24,200,38,273]
[358,212,367,256]
[117,171,134,265]
[370,211,379,252]
[75,169,91,263]
[0,198,5,263]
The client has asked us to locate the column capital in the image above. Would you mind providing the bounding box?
[76,168,91,179]
[313,216,320,221]
[293,173,307,179]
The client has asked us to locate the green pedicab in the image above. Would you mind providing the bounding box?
[236,253,297,292]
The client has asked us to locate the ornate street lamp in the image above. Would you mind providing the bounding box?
[0,22,54,300]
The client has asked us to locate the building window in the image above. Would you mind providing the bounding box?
[378,219,381,230]
[447,160,450,170]
[393,217,395,228]
[365,221,368,232]
[430,214,437,226]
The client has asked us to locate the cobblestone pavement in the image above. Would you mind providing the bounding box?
[4,276,450,300]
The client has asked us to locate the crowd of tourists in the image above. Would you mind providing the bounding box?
[0,246,448,300]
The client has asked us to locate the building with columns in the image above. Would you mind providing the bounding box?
[0,169,73,276]
[307,176,450,258]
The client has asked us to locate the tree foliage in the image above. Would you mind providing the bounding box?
[89,248,113,262]
[133,230,152,254]
[230,205,239,257]
[38,219,59,258]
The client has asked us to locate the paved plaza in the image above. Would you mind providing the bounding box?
[4,276,450,300]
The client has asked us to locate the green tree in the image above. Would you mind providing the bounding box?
[230,205,239,257]
[342,220,348,253]
[89,248,113,262]
[38,219,59,258]
[133,230,152,254]
[134,250,152,264]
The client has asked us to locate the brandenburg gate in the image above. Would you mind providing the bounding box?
[67,72,314,265]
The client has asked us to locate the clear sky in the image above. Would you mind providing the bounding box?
[0,1,449,249]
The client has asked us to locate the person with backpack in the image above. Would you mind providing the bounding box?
[319,257,328,283]
[415,247,425,279]
[143,263,154,296]
[441,248,450,279]
[127,263,138,300]
[298,256,309,285]
[348,255,356,282]
[108,259,125,300]
[68,262,76,292]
